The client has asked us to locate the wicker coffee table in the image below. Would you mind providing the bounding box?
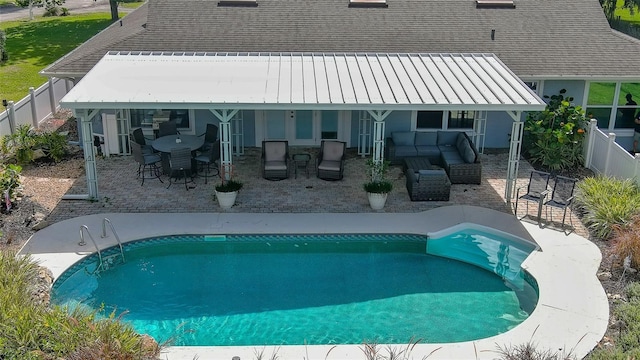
[403,157,432,173]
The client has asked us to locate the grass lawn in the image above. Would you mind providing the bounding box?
[615,0,640,26]
[120,1,145,9]
[0,13,113,103]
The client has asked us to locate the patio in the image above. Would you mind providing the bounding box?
[44,147,588,238]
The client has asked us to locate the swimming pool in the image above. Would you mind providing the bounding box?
[51,228,539,347]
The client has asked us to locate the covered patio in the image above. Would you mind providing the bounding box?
[59,52,545,203]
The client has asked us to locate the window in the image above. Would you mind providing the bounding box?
[130,109,192,131]
[448,111,474,129]
[416,111,444,129]
[586,82,640,130]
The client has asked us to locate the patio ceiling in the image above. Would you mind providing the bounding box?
[60,52,545,111]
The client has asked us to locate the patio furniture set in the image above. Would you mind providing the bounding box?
[261,140,347,181]
[130,123,221,190]
[386,131,482,201]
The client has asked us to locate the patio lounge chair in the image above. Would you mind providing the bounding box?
[514,170,551,226]
[543,175,577,232]
[316,140,346,180]
[130,140,163,186]
[261,140,290,180]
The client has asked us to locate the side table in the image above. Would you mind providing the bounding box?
[292,153,311,179]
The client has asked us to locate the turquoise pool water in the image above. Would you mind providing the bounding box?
[51,231,538,346]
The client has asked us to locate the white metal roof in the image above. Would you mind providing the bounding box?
[60,52,545,111]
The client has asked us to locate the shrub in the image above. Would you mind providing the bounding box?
[574,176,640,239]
[495,341,576,359]
[0,163,22,209]
[0,125,68,164]
[611,215,640,268]
[0,250,161,359]
[523,89,588,171]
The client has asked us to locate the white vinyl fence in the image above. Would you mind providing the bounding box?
[0,77,74,136]
[584,119,640,185]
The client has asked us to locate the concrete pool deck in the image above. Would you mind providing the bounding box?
[20,206,608,360]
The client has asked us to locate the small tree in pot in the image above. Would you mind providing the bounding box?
[363,159,392,210]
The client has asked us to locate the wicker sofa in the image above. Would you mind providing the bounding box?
[406,168,451,201]
[386,131,482,184]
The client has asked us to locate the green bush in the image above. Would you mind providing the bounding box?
[523,89,588,171]
[0,124,68,164]
[574,176,640,239]
[0,250,160,359]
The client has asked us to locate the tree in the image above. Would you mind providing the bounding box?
[600,0,640,20]
[109,0,119,22]
[15,0,65,20]
[0,30,8,64]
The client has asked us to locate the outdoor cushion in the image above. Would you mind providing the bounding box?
[415,132,438,146]
[437,131,459,146]
[441,151,464,164]
[456,133,467,150]
[318,160,342,171]
[264,161,287,170]
[264,142,287,161]
[456,137,470,155]
[417,169,446,182]
[394,146,418,158]
[438,144,458,153]
[462,142,476,163]
[322,141,344,161]
[392,131,416,146]
[415,145,440,160]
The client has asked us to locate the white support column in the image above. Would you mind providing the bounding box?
[506,115,524,202]
[367,110,392,173]
[605,132,616,176]
[210,109,239,180]
[48,78,56,116]
[79,109,101,199]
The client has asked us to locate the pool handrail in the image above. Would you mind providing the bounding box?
[101,217,125,262]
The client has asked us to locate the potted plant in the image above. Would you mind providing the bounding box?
[214,178,243,209]
[363,159,392,210]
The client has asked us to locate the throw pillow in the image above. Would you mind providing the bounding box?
[392,131,415,146]
[462,143,477,163]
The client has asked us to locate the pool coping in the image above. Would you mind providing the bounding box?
[19,205,608,360]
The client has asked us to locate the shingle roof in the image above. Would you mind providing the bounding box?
[42,0,640,79]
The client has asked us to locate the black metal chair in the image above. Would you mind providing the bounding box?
[157,120,179,138]
[130,140,163,186]
[132,128,154,154]
[194,140,220,184]
[514,170,551,225]
[544,175,578,232]
[198,123,219,151]
[167,147,194,190]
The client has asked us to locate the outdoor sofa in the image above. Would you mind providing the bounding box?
[386,131,482,184]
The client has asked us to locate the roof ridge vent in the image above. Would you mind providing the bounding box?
[349,0,388,8]
[218,0,258,7]
[476,0,515,8]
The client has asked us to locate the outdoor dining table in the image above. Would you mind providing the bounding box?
[151,135,204,175]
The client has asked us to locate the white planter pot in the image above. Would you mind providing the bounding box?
[367,192,388,210]
[215,190,238,209]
